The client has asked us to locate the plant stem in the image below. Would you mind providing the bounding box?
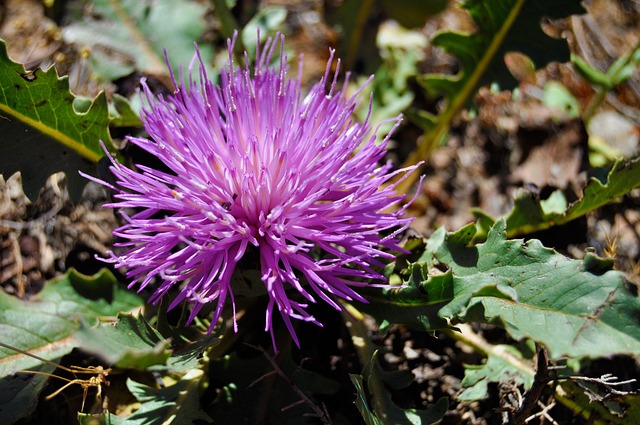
[582,86,608,125]
[445,324,620,424]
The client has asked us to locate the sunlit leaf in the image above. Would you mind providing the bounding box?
[0,269,142,424]
[76,314,171,370]
[428,220,640,360]
[0,269,142,377]
[473,157,640,238]
[0,39,113,199]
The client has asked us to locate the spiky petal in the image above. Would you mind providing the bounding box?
[86,33,421,347]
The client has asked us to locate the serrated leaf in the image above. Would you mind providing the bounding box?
[473,157,640,238]
[356,263,451,332]
[427,219,640,360]
[62,0,213,83]
[0,269,143,378]
[402,0,584,176]
[0,39,114,199]
[76,314,171,370]
[350,351,448,425]
[458,344,533,401]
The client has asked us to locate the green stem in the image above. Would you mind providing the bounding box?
[443,324,534,375]
[582,86,608,125]
[582,40,640,126]
[340,303,376,366]
[445,324,616,424]
[395,0,527,195]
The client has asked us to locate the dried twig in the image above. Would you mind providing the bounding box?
[525,401,559,425]
[511,346,549,425]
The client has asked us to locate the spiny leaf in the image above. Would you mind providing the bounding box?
[400,0,584,189]
[473,157,640,239]
[365,218,640,359]
[76,314,171,371]
[0,39,114,199]
[427,220,640,360]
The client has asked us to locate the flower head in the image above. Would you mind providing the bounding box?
[89,33,420,347]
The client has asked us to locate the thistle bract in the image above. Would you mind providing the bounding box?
[89,34,420,347]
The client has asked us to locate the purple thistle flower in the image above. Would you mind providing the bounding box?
[87,33,421,347]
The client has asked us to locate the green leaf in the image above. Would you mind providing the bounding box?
[0,363,56,425]
[78,370,211,425]
[164,332,220,373]
[458,344,533,401]
[352,22,426,142]
[473,157,640,238]
[76,314,171,370]
[607,41,640,86]
[572,41,640,90]
[356,262,451,332]
[0,268,143,378]
[0,39,114,199]
[543,81,580,118]
[571,54,614,89]
[62,0,213,84]
[428,220,640,360]
[0,269,142,425]
[241,6,287,58]
[350,351,448,425]
[403,0,584,171]
[109,94,143,128]
[124,370,211,425]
